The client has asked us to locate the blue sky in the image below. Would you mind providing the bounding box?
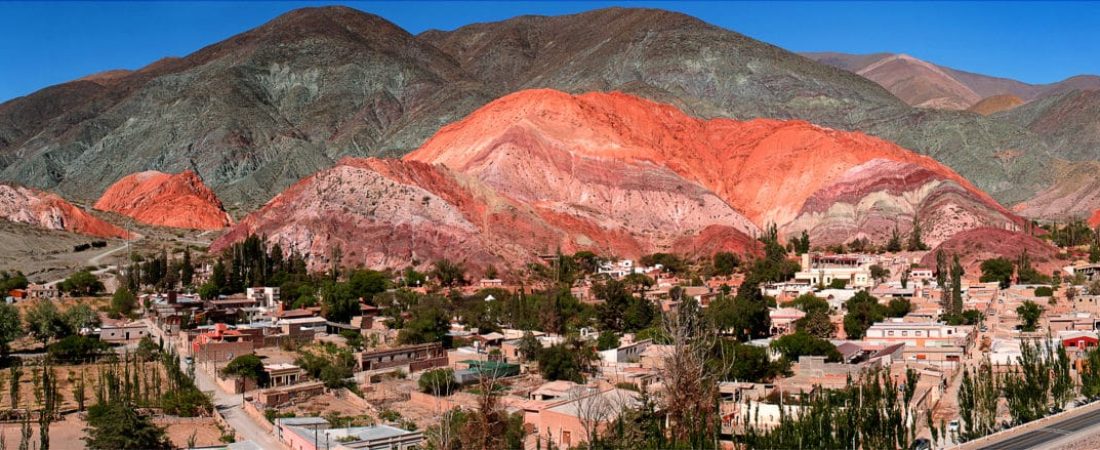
[2,1,1098,102]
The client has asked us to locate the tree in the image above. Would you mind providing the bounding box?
[181,248,194,286]
[843,291,884,339]
[320,282,359,323]
[109,287,138,319]
[595,279,656,333]
[789,293,829,314]
[0,304,21,357]
[935,251,948,288]
[886,225,903,252]
[63,303,101,333]
[949,253,965,315]
[771,332,842,362]
[712,252,740,276]
[980,257,1014,289]
[83,401,171,449]
[886,298,912,317]
[221,354,267,387]
[25,300,71,345]
[537,340,595,383]
[597,332,621,351]
[47,336,110,363]
[419,368,458,396]
[347,269,388,302]
[907,218,928,251]
[1016,251,1050,285]
[59,271,104,297]
[794,310,835,338]
[725,342,782,382]
[517,332,542,362]
[432,259,467,287]
[869,264,890,282]
[1016,300,1043,332]
[398,299,450,345]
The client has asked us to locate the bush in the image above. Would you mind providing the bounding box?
[48,335,110,363]
[418,368,457,395]
[1034,286,1054,297]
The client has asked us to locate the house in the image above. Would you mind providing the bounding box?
[1061,331,1100,352]
[246,287,280,309]
[98,322,150,343]
[190,323,255,362]
[277,418,423,450]
[265,363,306,387]
[793,253,875,289]
[358,343,448,375]
[531,380,581,401]
[26,284,58,300]
[530,388,641,449]
[255,381,324,408]
[598,338,652,364]
[768,308,806,335]
[863,319,971,348]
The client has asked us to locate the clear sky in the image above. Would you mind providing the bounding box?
[2,1,1099,102]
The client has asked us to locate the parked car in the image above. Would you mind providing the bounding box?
[948,419,960,432]
[911,438,931,450]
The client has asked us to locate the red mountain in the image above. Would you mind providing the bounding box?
[0,184,129,238]
[214,90,1021,272]
[94,170,232,230]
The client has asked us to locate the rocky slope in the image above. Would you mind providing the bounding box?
[998,90,1100,161]
[214,90,1021,271]
[0,184,128,238]
[1012,161,1100,220]
[804,53,981,109]
[94,170,232,230]
[805,52,1100,105]
[0,6,1066,210]
[968,94,1025,115]
[1090,210,1100,228]
[919,227,1061,278]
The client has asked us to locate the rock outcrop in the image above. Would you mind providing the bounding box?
[1090,210,1100,228]
[0,184,128,238]
[214,90,1021,271]
[968,94,1025,115]
[94,170,232,230]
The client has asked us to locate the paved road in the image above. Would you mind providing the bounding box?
[977,407,1100,450]
[143,319,285,449]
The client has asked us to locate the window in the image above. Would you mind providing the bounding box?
[901,331,908,336]
[888,331,894,336]
[915,331,922,337]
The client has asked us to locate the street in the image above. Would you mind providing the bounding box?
[143,319,286,449]
[976,406,1100,450]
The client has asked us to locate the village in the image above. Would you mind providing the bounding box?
[4,226,1100,450]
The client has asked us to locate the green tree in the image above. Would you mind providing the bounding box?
[949,253,965,315]
[537,340,595,383]
[980,257,1015,289]
[1016,300,1043,332]
[771,332,842,362]
[886,298,912,317]
[596,332,621,351]
[347,270,388,302]
[418,368,457,395]
[869,264,890,282]
[794,310,836,338]
[398,299,450,345]
[0,304,21,357]
[221,354,268,387]
[725,342,783,382]
[885,225,903,252]
[180,248,194,286]
[25,300,71,345]
[84,401,171,449]
[47,336,110,363]
[789,293,830,314]
[843,291,884,339]
[320,282,359,323]
[431,259,466,287]
[110,287,138,319]
[712,252,740,276]
[59,271,104,297]
[907,218,928,251]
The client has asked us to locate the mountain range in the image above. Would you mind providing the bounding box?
[212,90,1020,272]
[3,6,1092,212]
[0,5,1097,268]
